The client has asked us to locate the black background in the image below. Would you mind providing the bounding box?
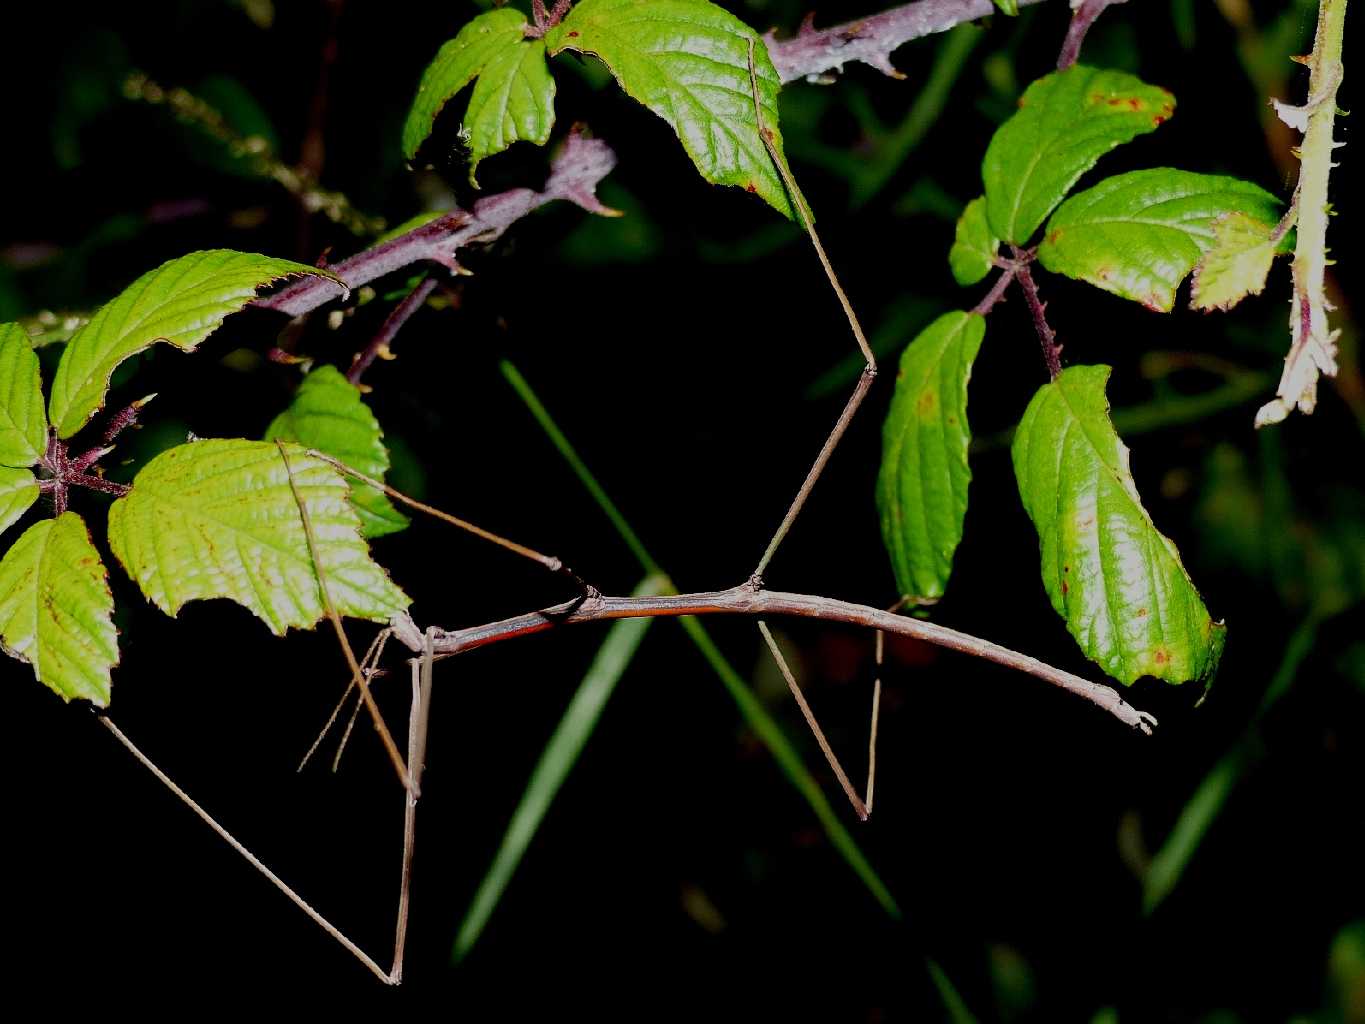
[2,0,1362,1016]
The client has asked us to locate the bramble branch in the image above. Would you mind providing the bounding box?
[392,586,1158,735]
[765,0,1053,83]
[255,130,618,319]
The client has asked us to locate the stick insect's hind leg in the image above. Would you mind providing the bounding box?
[758,621,870,821]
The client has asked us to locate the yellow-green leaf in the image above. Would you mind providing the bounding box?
[48,250,337,439]
[545,0,799,219]
[0,467,40,541]
[0,322,48,467]
[1189,211,1281,312]
[107,439,409,635]
[983,65,1175,245]
[1012,365,1225,686]
[264,365,409,538]
[877,312,985,602]
[948,196,999,287]
[0,512,118,705]
[1039,169,1283,312]
[401,9,556,184]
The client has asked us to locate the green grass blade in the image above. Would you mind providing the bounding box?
[927,956,980,1024]
[499,359,900,919]
[454,573,670,961]
[1143,615,1320,914]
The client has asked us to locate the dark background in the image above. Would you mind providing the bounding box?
[2,0,1362,1016]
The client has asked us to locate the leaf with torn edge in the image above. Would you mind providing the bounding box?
[48,250,338,439]
[0,467,39,541]
[0,512,118,705]
[1189,211,1283,312]
[108,439,409,635]
[545,0,800,220]
[264,365,409,538]
[949,197,1000,287]
[0,322,48,467]
[983,65,1175,245]
[1040,169,1283,312]
[401,8,556,185]
[877,312,986,603]
[1012,365,1225,686]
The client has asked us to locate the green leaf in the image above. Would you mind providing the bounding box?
[0,323,48,467]
[0,512,118,705]
[877,312,986,603]
[264,365,409,538]
[0,467,40,541]
[948,196,1000,286]
[990,0,1020,14]
[983,65,1175,245]
[455,572,670,962]
[545,0,799,219]
[1189,211,1280,312]
[48,250,337,439]
[401,9,555,185]
[1038,169,1282,311]
[107,439,409,634]
[1011,365,1225,685]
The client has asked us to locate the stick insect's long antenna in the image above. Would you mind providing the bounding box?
[277,442,412,791]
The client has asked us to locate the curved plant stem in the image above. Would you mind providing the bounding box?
[347,275,437,386]
[403,586,1157,735]
[1057,0,1130,70]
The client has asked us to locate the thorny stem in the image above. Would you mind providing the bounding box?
[971,265,1017,316]
[1256,0,1349,426]
[1057,0,1129,70]
[764,0,1054,83]
[395,586,1158,735]
[254,131,618,320]
[1011,248,1063,380]
[347,275,438,386]
[747,38,876,582]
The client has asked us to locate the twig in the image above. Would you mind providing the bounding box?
[747,38,876,582]
[256,131,618,319]
[347,276,438,386]
[276,442,412,791]
[971,265,1017,316]
[764,0,1054,83]
[758,622,869,820]
[397,586,1158,735]
[1011,250,1062,379]
[98,714,393,985]
[1057,0,1130,70]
